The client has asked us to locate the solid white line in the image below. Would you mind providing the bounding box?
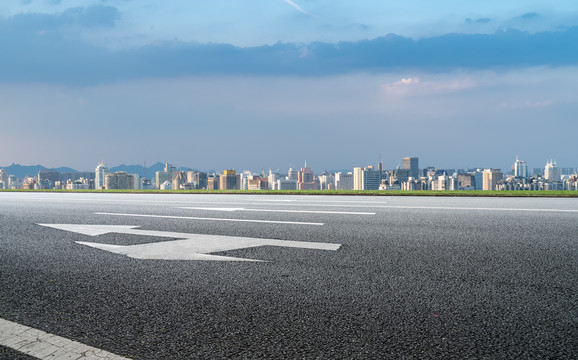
[178,207,376,215]
[0,317,128,359]
[379,206,578,212]
[95,212,325,225]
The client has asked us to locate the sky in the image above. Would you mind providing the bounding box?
[1,0,577,173]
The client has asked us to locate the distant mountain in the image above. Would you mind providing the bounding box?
[52,167,79,173]
[1,163,201,179]
[0,164,80,178]
[110,162,166,178]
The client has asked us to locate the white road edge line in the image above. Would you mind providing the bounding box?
[380,206,578,212]
[178,207,376,215]
[95,212,325,225]
[0,317,128,360]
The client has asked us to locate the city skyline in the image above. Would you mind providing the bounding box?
[1,155,576,177]
[1,1,577,171]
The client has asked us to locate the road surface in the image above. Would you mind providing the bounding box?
[1,192,576,359]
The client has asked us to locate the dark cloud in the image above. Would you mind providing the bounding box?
[0,10,576,85]
[0,5,120,33]
[521,12,539,20]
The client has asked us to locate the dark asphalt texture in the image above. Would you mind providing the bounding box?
[0,193,577,359]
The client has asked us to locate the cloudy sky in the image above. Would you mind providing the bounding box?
[1,0,577,172]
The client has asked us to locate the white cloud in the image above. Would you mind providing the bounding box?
[498,100,554,109]
[381,76,476,96]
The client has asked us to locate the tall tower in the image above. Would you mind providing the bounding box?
[544,160,559,181]
[513,156,528,179]
[402,157,419,179]
[95,162,109,190]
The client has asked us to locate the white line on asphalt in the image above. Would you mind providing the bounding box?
[0,317,128,360]
[95,212,325,225]
[379,206,578,212]
[178,207,376,215]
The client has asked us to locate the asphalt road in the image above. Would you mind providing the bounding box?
[1,192,577,359]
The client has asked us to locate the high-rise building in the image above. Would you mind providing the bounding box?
[544,160,560,182]
[482,169,503,191]
[268,170,279,190]
[335,172,354,190]
[172,171,187,190]
[287,168,298,181]
[187,171,208,189]
[353,166,381,190]
[207,176,220,190]
[95,162,109,190]
[0,169,8,189]
[298,166,317,190]
[104,172,134,190]
[513,156,529,179]
[155,163,176,189]
[402,157,419,179]
[220,170,240,190]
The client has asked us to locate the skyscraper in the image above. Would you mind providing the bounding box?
[0,169,8,189]
[544,160,560,182]
[513,156,529,179]
[297,166,316,190]
[95,162,109,190]
[402,157,419,179]
[482,169,503,191]
[220,170,240,190]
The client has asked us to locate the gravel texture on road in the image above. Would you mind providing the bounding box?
[0,193,576,359]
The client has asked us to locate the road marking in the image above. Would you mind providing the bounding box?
[0,317,128,360]
[178,207,376,215]
[37,224,341,261]
[94,212,324,225]
[379,206,578,212]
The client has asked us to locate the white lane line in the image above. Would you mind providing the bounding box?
[0,317,128,360]
[178,207,376,215]
[0,197,388,207]
[95,212,324,225]
[379,206,578,212]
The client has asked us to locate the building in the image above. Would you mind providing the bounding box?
[482,169,503,191]
[298,166,317,190]
[402,157,419,179]
[268,170,279,190]
[277,179,298,190]
[354,166,381,190]
[155,163,177,189]
[104,172,134,190]
[95,162,109,190]
[287,168,298,181]
[334,172,353,190]
[187,171,208,189]
[457,173,475,190]
[544,160,560,182]
[207,176,220,190]
[247,176,268,190]
[172,171,187,190]
[513,156,529,179]
[318,174,335,190]
[220,170,240,190]
[0,169,8,189]
[38,170,60,189]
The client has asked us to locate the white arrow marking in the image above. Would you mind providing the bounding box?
[178,207,376,215]
[37,224,341,262]
[94,212,324,225]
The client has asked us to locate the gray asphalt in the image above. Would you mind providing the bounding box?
[0,193,577,359]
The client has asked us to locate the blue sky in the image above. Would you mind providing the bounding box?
[1,0,577,172]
